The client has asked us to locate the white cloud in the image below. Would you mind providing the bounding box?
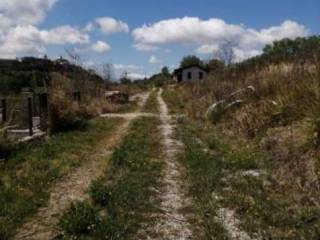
[114,64,142,70]
[95,17,129,34]
[149,55,159,64]
[196,44,220,54]
[0,0,57,26]
[133,43,159,52]
[92,41,111,53]
[232,48,263,62]
[83,22,95,32]
[42,25,90,44]
[0,0,92,58]
[133,17,309,61]
[83,60,96,68]
[0,25,90,58]
[127,73,149,80]
[0,13,13,30]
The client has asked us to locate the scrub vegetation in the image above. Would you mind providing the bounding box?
[162,36,320,239]
[58,117,162,239]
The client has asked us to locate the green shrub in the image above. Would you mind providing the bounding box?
[59,201,101,236]
[313,112,320,147]
[50,105,89,133]
[0,218,13,240]
[89,180,112,206]
[49,96,92,133]
[0,136,15,159]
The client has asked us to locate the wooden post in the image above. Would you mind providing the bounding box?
[1,99,6,123]
[73,91,81,102]
[39,93,48,130]
[28,97,33,136]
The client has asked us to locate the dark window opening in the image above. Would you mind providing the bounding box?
[199,72,204,80]
[187,72,192,79]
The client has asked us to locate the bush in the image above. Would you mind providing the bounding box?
[0,135,15,159]
[89,180,112,206]
[0,218,13,240]
[49,91,96,133]
[59,201,101,236]
[313,112,320,147]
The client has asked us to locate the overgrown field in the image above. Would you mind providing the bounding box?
[58,117,162,239]
[0,118,121,239]
[143,89,159,113]
[163,57,320,238]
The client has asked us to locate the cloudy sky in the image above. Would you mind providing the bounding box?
[0,0,319,79]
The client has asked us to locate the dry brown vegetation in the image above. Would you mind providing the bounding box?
[164,57,320,238]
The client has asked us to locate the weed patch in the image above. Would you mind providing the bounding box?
[0,118,121,239]
[59,201,101,236]
[162,88,186,114]
[178,121,229,239]
[59,117,162,239]
[89,180,112,206]
[178,119,320,239]
[143,90,159,113]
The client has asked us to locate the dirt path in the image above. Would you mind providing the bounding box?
[147,89,193,239]
[13,93,150,240]
[100,112,158,119]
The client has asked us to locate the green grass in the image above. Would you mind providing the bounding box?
[143,90,159,113]
[59,117,162,239]
[59,201,101,236]
[162,88,186,114]
[178,119,320,239]
[0,118,121,239]
[177,121,230,240]
[116,100,139,113]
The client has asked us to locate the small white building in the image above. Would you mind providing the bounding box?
[173,65,208,83]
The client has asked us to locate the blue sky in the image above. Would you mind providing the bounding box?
[0,0,319,79]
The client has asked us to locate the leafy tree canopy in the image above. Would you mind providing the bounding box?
[161,66,170,76]
[180,55,204,68]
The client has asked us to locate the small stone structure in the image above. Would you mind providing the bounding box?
[105,91,129,104]
[173,65,208,83]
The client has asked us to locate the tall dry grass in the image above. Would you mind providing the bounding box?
[49,73,106,133]
[177,60,320,138]
[166,58,320,238]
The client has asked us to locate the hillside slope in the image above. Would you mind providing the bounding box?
[162,38,320,238]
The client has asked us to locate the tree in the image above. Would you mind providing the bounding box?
[161,66,170,76]
[65,47,82,66]
[262,36,320,62]
[214,41,236,66]
[180,55,203,68]
[120,71,131,85]
[207,59,225,72]
[102,63,115,83]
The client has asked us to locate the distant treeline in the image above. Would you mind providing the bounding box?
[233,35,320,72]
[0,57,104,94]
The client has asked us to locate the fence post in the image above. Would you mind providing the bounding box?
[28,97,33,136]
[73,91,81,102]
[39,93,48,130]
[1,99,6,123]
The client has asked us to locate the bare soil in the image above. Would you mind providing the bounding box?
[141,89,194,240]
[13,93,150,240]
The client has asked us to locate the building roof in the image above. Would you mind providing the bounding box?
[173,64,208,75]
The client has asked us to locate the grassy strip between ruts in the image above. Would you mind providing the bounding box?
[162,88,186,115]
[58,117,162,240]
[177,120,230,240]
[115,100,139,114]
[142,89,159,114]
[0,118,122,239]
